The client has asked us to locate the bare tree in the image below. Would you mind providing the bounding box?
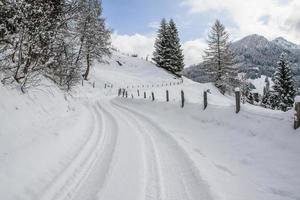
[203,20,239,94]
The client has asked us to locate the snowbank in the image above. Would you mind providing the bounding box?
[116,98,300,200]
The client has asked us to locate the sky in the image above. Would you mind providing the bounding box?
[102,0,300,67]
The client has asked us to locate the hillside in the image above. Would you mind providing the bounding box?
[0,51,300,200]
[184,34,300,89]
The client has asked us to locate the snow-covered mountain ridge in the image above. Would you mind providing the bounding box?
[272,37,300,50]
[184,34,300,89]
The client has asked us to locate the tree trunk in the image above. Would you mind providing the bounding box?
[14,30,24,82]
[83,53,90,80]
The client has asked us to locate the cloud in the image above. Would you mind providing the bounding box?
[181,0,300,43]
[111,33,155,59]
[182,39,207,66]
[112,33,208,67]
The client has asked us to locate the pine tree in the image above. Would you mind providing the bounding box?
[203,20,239,94]
[261,77,271,108]
[153,18,169,70]
[240,75,251,104]
[271,53,297,111]
[166,19,184,76]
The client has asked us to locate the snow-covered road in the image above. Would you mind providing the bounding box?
[38,97,214,200]
[1,51,299,200]
[110,99,213,200]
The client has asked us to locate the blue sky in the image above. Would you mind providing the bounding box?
[102,0,300,66]
[102,0,221,42]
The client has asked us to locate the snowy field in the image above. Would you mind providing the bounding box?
[0,51,299,200]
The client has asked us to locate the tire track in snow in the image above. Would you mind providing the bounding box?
[108,100,163,200]
[40,102,118,200]
[111,99,214,200]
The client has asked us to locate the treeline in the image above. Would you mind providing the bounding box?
[203,20,297,111]
[0,0,111,92]
[152,19,297,111]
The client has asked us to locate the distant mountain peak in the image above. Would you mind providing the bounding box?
[184,33,300,89]
[240,34,268,41]
[272,37,300,49]
[233,34,270,49]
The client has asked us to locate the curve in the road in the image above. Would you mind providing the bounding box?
[40,102,118,200]
[111,99,214,200]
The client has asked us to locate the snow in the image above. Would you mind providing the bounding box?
[0,50,299,200]
[249,75,273,95]
[272,37,300,50]
[116,98,300,200]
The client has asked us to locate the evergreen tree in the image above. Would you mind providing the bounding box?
[153,18,169,70]
[247,92,254,105]
[203,20,239,94]
[240,75,251,104]
[271,53,297,111]
[261,77,271,108]
[153,19,184,76]
[166,19,184,75]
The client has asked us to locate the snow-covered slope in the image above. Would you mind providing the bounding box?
[0,51,299,200]
[272,37,300,50]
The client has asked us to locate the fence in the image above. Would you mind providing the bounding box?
[110,82,300,129]
[117,86,242,115]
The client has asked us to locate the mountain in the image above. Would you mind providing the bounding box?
[184,34,300,89]
[272,37,300,50]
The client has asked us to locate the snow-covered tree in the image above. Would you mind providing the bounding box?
[203,20,239,94]
[0,0,66,92]
[153,19,169,70]
[166,19,184,75]
[76,0,111,80]
[261,77,271,108]
[153,19,184,76]
[44,0,82,91]
[0,0,111,91]
[271,53,297,111]
[240,75,251,104]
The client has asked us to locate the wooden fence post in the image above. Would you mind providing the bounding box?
[144,92,146,99]
[137,89,140,97]
[204,91,208,110]
[166,90,169,102]
[181,90,184,108]
[235,88,241,114]
[294,97,300,129]
[152,92,155,101]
